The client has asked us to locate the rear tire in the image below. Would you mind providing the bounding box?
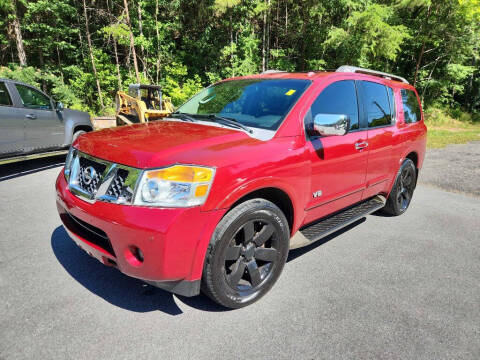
[202,199,290,309]
[382,159,417,216]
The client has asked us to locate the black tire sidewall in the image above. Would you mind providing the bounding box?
[203,199,290,308]
[388,159,417,215]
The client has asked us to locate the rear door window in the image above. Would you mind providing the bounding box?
[401,89,421,123]
[306,80,359,135]
[15,84,52,110]
[0,82,12,106]
[360,81,392,128]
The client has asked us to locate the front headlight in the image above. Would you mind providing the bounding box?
[133,165,215,207]
[64,146,76,181]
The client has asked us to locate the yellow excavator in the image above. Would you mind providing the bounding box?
[115,84,174,126]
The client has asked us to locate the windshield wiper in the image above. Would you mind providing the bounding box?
[170,112,196,122]
[193,114,253,133]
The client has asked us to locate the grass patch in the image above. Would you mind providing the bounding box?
[427,128,480,148]
[425,107,480,148]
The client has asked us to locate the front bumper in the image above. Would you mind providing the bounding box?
[55,171,226,296]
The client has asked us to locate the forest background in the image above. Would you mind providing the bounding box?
[1,0,479,146]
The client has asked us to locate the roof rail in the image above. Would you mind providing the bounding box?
[336,65,409,84]
[261,69,285,74]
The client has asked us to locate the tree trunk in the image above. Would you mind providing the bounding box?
[275,0,279,49]
[266,0,270,70]
[413,4,432,87]
[155,0,161,83]
[421,55,441,104]
[82,0,104,109]
[107,0,122,89]
[262,2,267,72]
[113,38,122,89]
[413,41,426,87]
[38,49,47,92]
[467,44,476,111]
[11,8,27,66]
[56,44,64,82]
[126,44,132,78]
[76,12,85,62]
[123,0,141,83]
[230,13,235,77]
[299,3,307,70]
[138,1,146,79]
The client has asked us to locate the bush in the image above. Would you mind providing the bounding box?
[424,106,478,126]
[161,62,203,106]
[0,64,89,113]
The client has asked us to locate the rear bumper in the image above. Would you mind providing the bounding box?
[55,171,226,296]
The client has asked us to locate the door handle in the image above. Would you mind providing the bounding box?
[25,114,37,119]
[355,141,368,150]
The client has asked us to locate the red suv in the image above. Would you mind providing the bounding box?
[55,66,427,308]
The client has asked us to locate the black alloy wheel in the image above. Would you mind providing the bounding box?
[202,199,290,308]
[382,158,417,216]
[224,219,279,294]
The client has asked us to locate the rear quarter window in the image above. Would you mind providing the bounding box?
[401,89,421,123]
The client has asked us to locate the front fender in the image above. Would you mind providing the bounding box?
[212,177,307,235]
[61,109,93,145]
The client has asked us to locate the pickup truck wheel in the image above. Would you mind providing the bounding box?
[202,199,290,309]
[382,159,417,216]
[72,130,86,142]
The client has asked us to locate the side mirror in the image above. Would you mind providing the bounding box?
[313,114,350,136]
[56,101,64,111]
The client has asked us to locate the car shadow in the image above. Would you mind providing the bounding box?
[51,226,228,315]
[371,209,394,217]
[51,218,366,314]
[0,155,66,181]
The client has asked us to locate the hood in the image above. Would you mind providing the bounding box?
[74,120,260,168]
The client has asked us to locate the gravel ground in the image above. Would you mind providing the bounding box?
[419,141,480,197]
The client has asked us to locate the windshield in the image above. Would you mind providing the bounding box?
[176,79,311,130]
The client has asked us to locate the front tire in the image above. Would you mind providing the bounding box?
[382,159,417,216]
[202,199,290,309]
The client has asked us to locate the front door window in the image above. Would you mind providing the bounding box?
[15,84,52,110]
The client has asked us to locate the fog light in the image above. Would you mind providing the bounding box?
[124,245,144,267]
[133,247,144,262]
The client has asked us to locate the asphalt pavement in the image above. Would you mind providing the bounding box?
[0,150,479,359]
[419,140,480,197]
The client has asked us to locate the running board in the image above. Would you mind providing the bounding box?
[290,195,386,249]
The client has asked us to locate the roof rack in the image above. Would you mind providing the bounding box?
[336,65,409,84]
[261,69,285,74]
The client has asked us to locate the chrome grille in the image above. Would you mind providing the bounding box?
[77,157,106,195]
[105,168,135,203]
[106,168,128,198]
[68,150,141,204]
